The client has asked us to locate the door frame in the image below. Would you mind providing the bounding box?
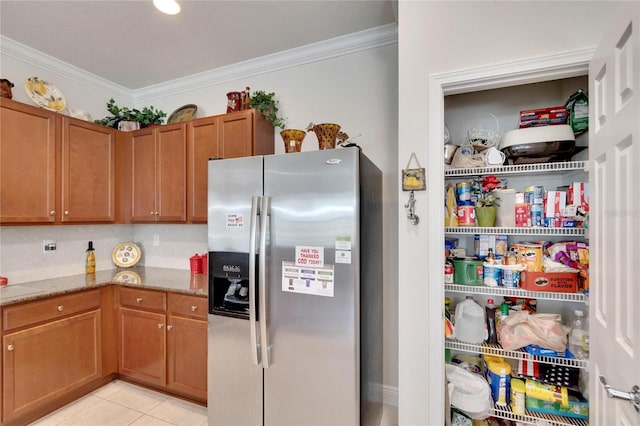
[417,48,593,424]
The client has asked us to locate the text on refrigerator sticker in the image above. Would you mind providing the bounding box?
[226,213,244,228]
[282,261,335,297]
[295,246,324,267]
[335,236,353,264]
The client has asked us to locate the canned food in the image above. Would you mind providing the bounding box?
[457,202,475,226]
[484,264,501,287]
[456,182,472,202]
[501,267,521,288]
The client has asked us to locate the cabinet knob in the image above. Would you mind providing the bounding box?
[136,297,143,303]
[64,210,70,215]
[157,323,164,329]
[167,325,173,330]
[7,344,14,351]
[49,211,56,216]
[57,305,64,312]
[150,211,155,215]
[191,305,197,312]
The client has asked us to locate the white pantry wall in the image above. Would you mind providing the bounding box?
[398,1,620,425]
[0,32,399,400]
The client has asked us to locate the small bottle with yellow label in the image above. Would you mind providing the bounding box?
[86,241,96,274]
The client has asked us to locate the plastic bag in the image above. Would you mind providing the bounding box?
[498,311,567,351]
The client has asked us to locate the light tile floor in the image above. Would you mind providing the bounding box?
[30,380,208,426]
[30,380,398,426]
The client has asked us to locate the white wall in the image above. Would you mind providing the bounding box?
[398,1,619,424]
[0,32,399,399]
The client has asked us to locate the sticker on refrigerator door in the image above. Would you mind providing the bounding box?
[295,246,324,267]
[335,236,352,264]
[226,213,244,228]
[282,261,334,297]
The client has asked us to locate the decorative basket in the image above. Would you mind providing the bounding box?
[464,113,501,151]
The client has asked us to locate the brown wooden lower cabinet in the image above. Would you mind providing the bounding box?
[0,286,207,425]
[117,287,207,403]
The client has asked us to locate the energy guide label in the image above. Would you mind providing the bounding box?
[282,261,334,297]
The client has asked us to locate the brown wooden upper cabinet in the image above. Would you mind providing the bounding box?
[186,109,274,223]
[0,98,116,224]
[130,123,187,223]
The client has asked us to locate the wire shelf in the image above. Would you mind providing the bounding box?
[445,226,587,237]
[445,283,588,303]
[491,402,589,426]
[445,339,588,369]
[445,161,588,177]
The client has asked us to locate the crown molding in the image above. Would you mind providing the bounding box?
[133,23,398,103]
[0,35,132,101]
[1,23,397,104]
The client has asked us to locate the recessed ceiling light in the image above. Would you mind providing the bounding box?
[153,0,181,15]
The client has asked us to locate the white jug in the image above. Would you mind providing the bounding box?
[454,296,487,344]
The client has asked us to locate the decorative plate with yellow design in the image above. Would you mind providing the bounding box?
[23,77,67,112]
[112,242,142,267]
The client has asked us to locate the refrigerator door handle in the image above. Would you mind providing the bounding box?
[249,195,261,366]
[259,195,271,368]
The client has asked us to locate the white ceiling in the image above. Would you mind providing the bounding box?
[0,0,397,90]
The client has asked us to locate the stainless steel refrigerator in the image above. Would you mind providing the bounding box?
[207,147,382,425]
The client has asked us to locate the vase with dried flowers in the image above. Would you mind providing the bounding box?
[475,175,501,227]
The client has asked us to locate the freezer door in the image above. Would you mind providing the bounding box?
[208,315,262,425]
[208,156,263,253]
[262,148,360,425]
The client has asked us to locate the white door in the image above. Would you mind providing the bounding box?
[589,2,640,424]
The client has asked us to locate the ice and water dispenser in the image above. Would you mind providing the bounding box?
[208,252,256,319]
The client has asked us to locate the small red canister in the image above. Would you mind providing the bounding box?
[0,276,8,287]
[457,202,476,226]
[201,253,208,275]
[190,253,203,274]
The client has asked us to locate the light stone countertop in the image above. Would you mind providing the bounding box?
[0,267,208,307]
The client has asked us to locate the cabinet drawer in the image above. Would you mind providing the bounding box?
[2,289,101,332]
[119,287,166,312]
[168,293,207,319]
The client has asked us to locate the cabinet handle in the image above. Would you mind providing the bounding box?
[167,325,173,330]
[64,210,69,215]
[191,305,197,312]
[7,344,14,351]
[57,305,64,312]
[136,297,143,303]
[150,211,155,215]
[49,211,56,216]
[157,323,164,329]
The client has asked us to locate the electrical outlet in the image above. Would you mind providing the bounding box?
[153,234,160,246]
[43,240,57,252]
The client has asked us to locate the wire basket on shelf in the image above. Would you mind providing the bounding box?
[464,113,501,152]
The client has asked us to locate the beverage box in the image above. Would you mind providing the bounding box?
[525,391,589,420]
[520,271,578,293]
[519,106,569,128]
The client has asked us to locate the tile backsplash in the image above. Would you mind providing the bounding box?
[0,224,207,284]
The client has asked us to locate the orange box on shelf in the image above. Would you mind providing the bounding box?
[520,271,578,293]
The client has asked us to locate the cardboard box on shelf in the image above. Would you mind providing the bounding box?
[474,234,508,258]
[495,189,516,227]
[520,271,578,293]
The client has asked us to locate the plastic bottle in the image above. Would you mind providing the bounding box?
[496,302,510,342]
[486,298,498,344]
[454,296,486,344]
[569,309,588,359]
[85,241,96,274]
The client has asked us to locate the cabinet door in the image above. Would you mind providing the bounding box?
[130,128,157,222]
[167,315,207,401]
[2,310,102,422]
[156,124,186,222]
[0,99,57,223]
[187,116,220,223]
[219,110,253,159]
[60,117,116,222]
[119,307,166,387]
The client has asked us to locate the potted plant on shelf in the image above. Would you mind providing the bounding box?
[249,90,286,129]
[94,98,166,129]
[475,175,501,227]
